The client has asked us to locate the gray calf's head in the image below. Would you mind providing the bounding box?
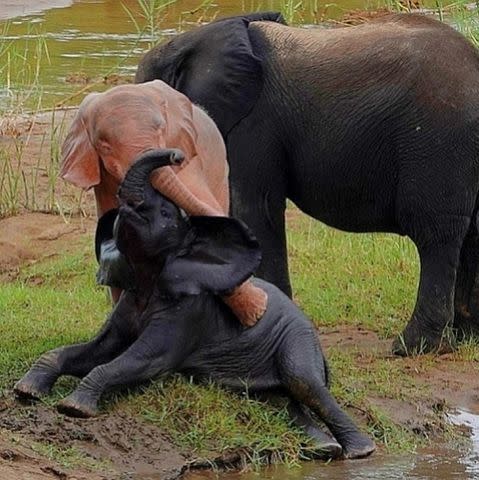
[96,149,262,297]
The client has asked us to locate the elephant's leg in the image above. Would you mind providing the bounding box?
[392,215,470,355]
[227,132,291,297]
[56,322,176,418]
[14,320,130,400]
[279,341,375,459]
[454,220,479,337]
[287,399,343,459]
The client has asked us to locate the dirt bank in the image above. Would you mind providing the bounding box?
[0,398,186,480]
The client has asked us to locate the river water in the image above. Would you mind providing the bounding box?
[1,1,477,479]
[0,0,439,109]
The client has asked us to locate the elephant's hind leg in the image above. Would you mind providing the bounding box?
[392,214,470,356]
[454,217,479,337]
[287,399,342,459]
[279,337,375,459]
[14,321,129,400]
[393,138,478,355]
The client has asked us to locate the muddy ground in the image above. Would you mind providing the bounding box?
[1,110,478,478]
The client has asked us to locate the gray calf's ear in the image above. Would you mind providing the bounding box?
[159,216,262,297]
[95,209,135,290]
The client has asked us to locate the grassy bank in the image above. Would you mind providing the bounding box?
[3,208,476,471]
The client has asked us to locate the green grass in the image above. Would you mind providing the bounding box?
[119,378,312,465]
[287,214,419,338]
[0,209,445,465]
[0,236,109,389]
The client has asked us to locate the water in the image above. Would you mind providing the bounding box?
[1,1,477,479]
[1,0,341,108]
[183,410,479,480]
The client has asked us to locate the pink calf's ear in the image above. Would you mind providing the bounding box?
[60,110,100,189]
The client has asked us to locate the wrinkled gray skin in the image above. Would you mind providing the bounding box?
[15,149,375,460]
[135,12,479,356]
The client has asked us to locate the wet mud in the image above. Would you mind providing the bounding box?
[0,398,186,480]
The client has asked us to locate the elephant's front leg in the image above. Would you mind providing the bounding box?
[56,321,181,418]
[392,220,469,355]
[14,319,130,400]
[227,131,292,297]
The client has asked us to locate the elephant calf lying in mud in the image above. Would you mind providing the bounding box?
[14,149,375,460]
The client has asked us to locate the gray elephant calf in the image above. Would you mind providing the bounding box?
[15,149,375,460]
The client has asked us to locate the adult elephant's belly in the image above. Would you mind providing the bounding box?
[289,146,400,234]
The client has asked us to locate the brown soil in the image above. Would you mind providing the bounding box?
[1,111,478,479]
[0,398,186,480]
[0,213,95,281]
[321,326,479,421]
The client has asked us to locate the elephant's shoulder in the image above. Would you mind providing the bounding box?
[247,19,295,42]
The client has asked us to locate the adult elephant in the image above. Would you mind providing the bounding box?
[135,12,479,355]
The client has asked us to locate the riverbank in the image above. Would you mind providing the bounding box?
[0,109,478,478]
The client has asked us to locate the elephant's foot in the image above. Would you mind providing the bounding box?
[223,280,268,327]
[453,311,479,341]
[392,322,456,357]
[14,353,61,400]
[303,425,343,459]
[14,372,53,400]
[287,401,343,459]
[57,391,99,418]
[338,431,376,460]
